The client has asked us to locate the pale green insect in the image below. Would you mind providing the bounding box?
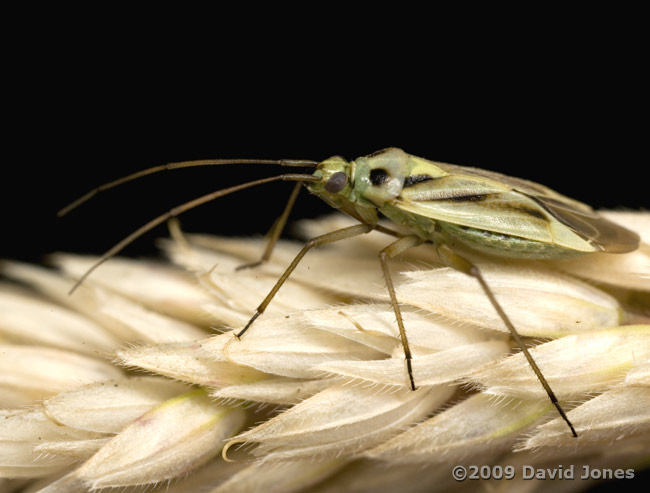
[310,147,638,258]
[62,147,640,438]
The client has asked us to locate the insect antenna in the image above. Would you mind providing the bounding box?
[67,173,320,295]
[57,158,318,217]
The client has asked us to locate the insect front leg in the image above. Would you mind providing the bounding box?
[378,235,424,391]
[234,223,374,339]
[435,243,579,438]
[236,182,303,271]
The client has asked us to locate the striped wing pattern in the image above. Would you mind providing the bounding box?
[392,158,639,253]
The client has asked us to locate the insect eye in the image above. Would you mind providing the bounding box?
[324,172,348,194]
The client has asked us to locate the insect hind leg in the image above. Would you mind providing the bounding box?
[378,235,424,391]
[435,243,578,438]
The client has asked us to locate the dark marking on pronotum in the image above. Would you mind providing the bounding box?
[403,175,434,188]
[370,168,390,186]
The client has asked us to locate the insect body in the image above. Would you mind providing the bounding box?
[62,148,640,438]
[308,147,638,259]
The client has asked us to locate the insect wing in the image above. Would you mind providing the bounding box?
[395,170,592,251]
[451,163,641,253]
[528,195,640,253]
[393,157,639,253]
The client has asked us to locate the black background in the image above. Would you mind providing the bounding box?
[3,88,646,264]
[3,20,647,264]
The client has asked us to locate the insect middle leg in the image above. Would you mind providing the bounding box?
[378,235,424,391]
[435,243,578,437]
[235,223,374,339]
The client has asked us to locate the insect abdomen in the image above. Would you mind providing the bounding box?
[439,222,585,259]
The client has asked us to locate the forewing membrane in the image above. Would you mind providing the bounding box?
[528,195,640,253]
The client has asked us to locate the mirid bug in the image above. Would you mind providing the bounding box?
[59,148,640,438]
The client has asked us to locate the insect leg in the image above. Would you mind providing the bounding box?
[378,235,424,391]
[435,243,578,438]
[235,182,302,271]
[235,223,374,338]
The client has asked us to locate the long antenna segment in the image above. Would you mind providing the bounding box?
[57,158,318,217]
